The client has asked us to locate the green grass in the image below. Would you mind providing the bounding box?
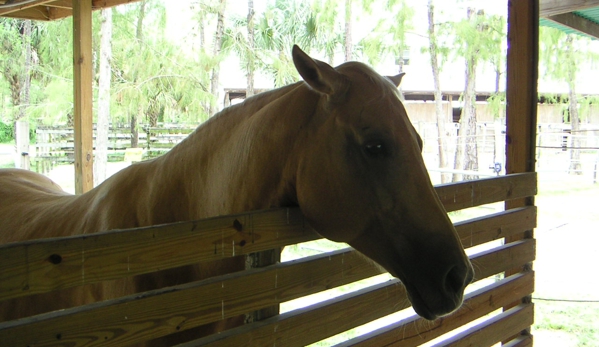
[534,301,599,346]
[531,174,599,346]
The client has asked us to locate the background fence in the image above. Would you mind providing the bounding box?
[0,173,536,346]
[413,122,599,182]
[33,124,196,173]
[31,122,598,180]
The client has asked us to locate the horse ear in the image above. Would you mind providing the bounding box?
[292,45,347,97]
[387,72,406,87]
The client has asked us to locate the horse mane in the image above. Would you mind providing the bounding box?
[211,82,303,122]
[336,61,397,98]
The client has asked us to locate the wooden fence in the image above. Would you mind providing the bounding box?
[33,124,196,172]
[0,173,536,346]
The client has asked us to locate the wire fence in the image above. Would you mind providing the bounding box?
[415,121,599,183]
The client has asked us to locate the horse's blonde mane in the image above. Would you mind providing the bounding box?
[337,61,397,98]
[212,82,303,121]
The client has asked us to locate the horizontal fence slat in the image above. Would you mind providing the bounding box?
[437,173,537,212]
[471,239,535,282]
[455,206,536,247]
[0,208,318,302]
[0,239,535,347]
[171,240,536,347]
[179,280,408,347]
[335,271,534,347]
[0,249,379,347]
[431,304,534,347]
[0,205,535,305]
[502,335,534,347]
[0,174,536,302]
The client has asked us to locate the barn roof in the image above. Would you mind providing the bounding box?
[540,0,599,39]
[0,0,141,21]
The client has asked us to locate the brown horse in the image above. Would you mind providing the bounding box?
[0,46,472,332]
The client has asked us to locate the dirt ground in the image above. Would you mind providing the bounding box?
[532,171,599,346]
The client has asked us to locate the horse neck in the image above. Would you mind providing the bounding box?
[158,82,317,220]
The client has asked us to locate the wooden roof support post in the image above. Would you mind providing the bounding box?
[73,0,94,194]
[504,0,538,343]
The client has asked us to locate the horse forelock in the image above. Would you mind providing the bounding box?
[336,62,398,100]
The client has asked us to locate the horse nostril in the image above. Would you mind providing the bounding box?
[445,265,467,295]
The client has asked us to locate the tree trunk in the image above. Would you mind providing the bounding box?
[95,9,112,187]
[455,57,479,181]
[246,0,255,98]
[427,0,449,183]
[18,20,32,123]
[130,1,146,149]
[463,72,479,181]
[131,110,139,149]
[453,8,480,182]
[136,1,146,44]
[565,35,582,175]
[210,0,227,116]
[568,84,582,175]
[344,0,352,62]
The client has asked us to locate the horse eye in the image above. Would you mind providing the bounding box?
[364,141,385,156]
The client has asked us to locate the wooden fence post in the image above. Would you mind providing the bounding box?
[15,120,30,170]
[73,0,94,194]
[504,0,538,344]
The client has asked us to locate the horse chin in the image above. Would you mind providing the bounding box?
[403,279,464,321]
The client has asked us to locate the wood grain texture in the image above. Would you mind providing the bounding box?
[0,1,143,21]
[504,2,538,333]
[539,0,599,17]
[73,0,94,193]
[0,180,536,303]
[0,249,378,347]
[434,304,534,347]
[506,0,538,191]
[0,240,536,347]
[503,335,534,347]
[335,272,534,347]
[455,206,536,247]
[0,208,317,302]
[436,173,537,212]
[167,241,536,347]
[547,12,599,39]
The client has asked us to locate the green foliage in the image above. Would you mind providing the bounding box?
[110,2,212,124]
[356,0,414,68]
[451,8,506,71]
[578,95,599,121]
[487,92,506,119]
[0,120,13,143]
[540,27,599,83]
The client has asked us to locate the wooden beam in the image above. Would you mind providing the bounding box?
[0,0,54,17]
[73,0,93,193]
[540,0,599,17]
[91,0,142,10]
[0,0,141,20]
[504,0,538,340]
[0,5,51,20]
[506,0,538,197]
[46,0,73,9]
[547,12,599,39]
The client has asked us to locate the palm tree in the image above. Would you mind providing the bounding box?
[254,0,312,87]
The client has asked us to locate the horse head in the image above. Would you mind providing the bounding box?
[291,45,474,320]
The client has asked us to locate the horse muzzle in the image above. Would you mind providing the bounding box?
[401,260,474,320]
